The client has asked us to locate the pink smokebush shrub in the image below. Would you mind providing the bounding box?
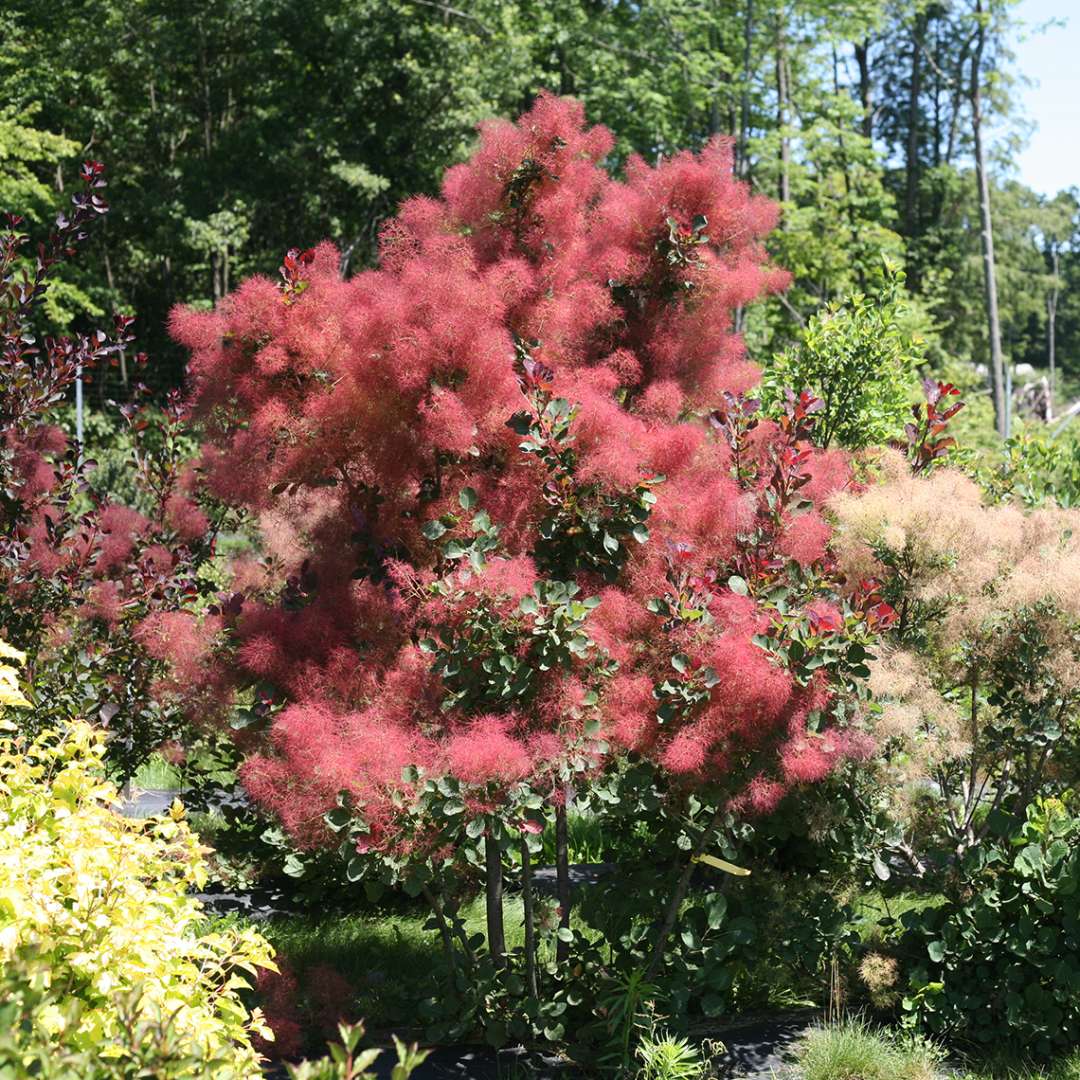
[174,95,883,870]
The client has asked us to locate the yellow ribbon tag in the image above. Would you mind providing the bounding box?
[693,853,751,877]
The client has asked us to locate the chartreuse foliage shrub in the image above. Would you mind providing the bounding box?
[0,706,274,1077]
[899,795,1080,1057]
[0,639,30,709]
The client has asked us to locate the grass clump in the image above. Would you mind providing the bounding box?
[131,752,184,791]
[796,1019,942,1080]
[956,1050,1080,1080]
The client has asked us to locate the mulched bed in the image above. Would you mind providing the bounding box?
[262,1010,819,1079]
[118,798,817,1078]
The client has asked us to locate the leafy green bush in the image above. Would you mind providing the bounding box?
[0,713,276,1075]
[953,1049,1080,1080]
[762,266,922,450]
[575,760,881,1030]
[977,428,1080,508]
[54,402,203,517]
[899,796,1080,1057]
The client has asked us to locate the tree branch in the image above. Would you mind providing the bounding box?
[403,0,492,36]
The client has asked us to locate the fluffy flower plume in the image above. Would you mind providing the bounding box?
[175,95,859,849]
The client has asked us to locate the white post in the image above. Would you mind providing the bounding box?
[1004,364,1012,440]
[75,361,84,463]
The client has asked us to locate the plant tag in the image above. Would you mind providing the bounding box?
[693,853,751,876]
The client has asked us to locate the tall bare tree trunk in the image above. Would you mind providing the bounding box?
[1048,247,1060,414]
[737,0,754,179]
[854,38,873,141]
[103,247,128,389]
[734,0,755,334]
[970,0,1008,438]
[708,8,724,138]
[904,12,927,240]
[832,46,863,293]
[775,7,791,210]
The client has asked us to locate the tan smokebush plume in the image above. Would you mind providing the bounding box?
[829,451,1080,856]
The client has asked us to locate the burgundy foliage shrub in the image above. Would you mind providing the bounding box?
[0,164,217,778]
[253,959,358,1061]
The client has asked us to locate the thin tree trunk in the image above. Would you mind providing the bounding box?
[832,46,862,291]
[776,7,790,209]
[854,38,873,141]
[450,907,478,968]
[708,11,724,138]
[735,0,754,332]
[422,885,460,982]
[210,249,222,305]
[932,19,942,169]
[944,34,973,167]
[645,805,725,983]
[103,247,128,389]
[970,0,1008,439]
[485,833,506,967]
[521,836,538,998]
[554,800,572,964]
[1048,247,1059,413]
[737,0,754,178]
[904,12,927,240]
[557,45,574,96]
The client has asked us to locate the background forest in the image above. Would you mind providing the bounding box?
[2,0,1076,430]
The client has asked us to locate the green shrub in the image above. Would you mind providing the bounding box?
[0,714,276,1076]
[899,796,1080,1057]
[761,265,922,450]
[977,428,1080,507]
[954,1049,1080,1080]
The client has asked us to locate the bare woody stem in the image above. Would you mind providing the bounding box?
[421,885,459,981]
[555,799,572,964]
[521,835,539,999]
[485,832,507,967]
[645,804,726,984]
